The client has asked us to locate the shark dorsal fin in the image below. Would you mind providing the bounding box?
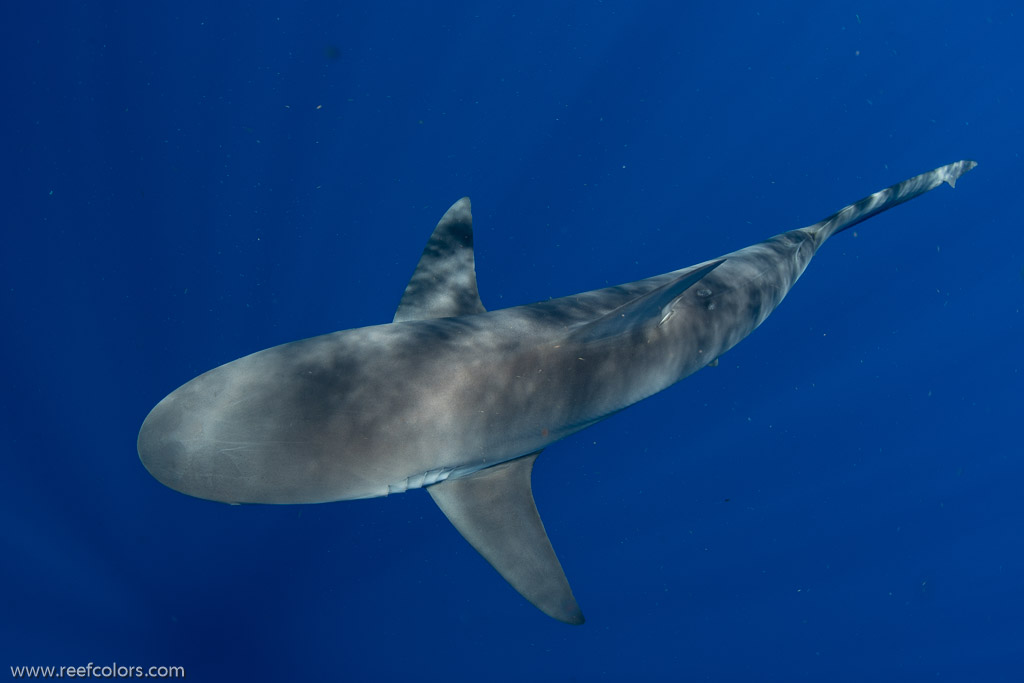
[570,259,725,343]
[427,453,584,624]
[394,198,487,322]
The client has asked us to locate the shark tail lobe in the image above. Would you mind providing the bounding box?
[808,160,977,244]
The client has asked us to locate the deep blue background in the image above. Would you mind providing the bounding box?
[3,1,1021,680]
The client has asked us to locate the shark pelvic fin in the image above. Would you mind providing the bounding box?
[394,197,487,322]
[569,259,726,343]
[427,453,584,624]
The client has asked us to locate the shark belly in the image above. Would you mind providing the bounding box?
[138,318,602,504]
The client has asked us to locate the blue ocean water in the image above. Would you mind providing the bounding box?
[3,1,1021,680]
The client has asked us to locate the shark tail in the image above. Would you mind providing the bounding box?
[807,160,977,244]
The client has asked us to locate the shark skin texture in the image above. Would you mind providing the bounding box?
[139,160,976,624]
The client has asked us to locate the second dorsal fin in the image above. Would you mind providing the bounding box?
[394,198,487,322]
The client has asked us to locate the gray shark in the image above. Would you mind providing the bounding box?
[139,160,976,624]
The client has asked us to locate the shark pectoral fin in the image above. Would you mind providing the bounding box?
[570,259,726,342]
[427,453,584,624]
[394,197,488,322]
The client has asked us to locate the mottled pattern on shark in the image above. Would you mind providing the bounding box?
[139,160,976,624]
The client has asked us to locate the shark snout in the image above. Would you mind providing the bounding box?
[137,393,198,498]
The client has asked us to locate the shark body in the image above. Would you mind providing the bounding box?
[139,160,976,623]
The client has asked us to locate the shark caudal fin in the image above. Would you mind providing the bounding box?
[808,160,977,244]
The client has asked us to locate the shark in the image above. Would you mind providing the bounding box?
[138,160,976,624]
